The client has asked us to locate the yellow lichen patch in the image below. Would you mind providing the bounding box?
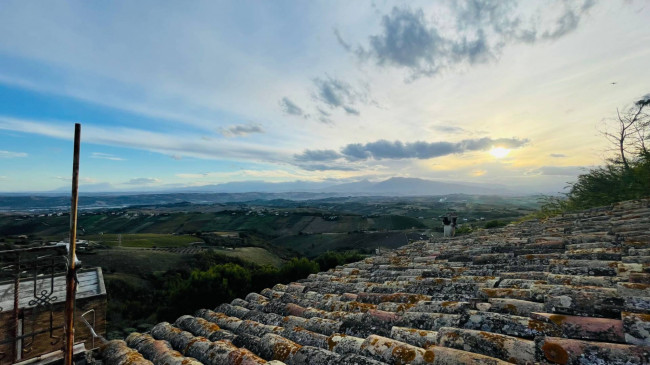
[527,319,551,333]
[481,288,513,297]
[348,301,376,312]
[391,345,417,365]
[441,301,456,307]
[423,349,435,363]
[628,312,650,321]
[548,314,567,326]
[622,282,650,290]
[327,334,345,350]
[200,320,221,332]
[478,331,506,350]
[541,342,569,365]
[444,331,459,340]
[272,341,301,361]
[408,294,427,304]
[504,304,517,314]
[122,351,147,365]
[183,337,207,354]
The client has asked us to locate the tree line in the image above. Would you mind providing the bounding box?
[105,250,363,338]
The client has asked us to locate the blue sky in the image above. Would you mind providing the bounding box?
[0,0,649,193]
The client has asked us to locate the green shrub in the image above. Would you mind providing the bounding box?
[484,220,508,229]
[279,257,320,283]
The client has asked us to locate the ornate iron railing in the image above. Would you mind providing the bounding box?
[0,246,68,363]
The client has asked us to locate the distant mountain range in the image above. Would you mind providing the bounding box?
[0,177,538,212]
[164,177,516,196]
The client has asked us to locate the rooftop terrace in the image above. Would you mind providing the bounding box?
[100,199,650,365]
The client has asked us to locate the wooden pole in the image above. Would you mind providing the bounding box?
[13,255,20,363]
[64,123,81,365]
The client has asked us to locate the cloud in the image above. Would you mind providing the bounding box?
[220,124,264,137]
[91,152,124,161]
[175,173,209,179]
[540,0,596,40]
[175,169,323,181]
[334,29,352,52]
[431,125,468,134]
[0,150,27,158]
[471,169,487,177]
[367,7,444,76]
[313,76,369,115]
[296,137,528,165]
[279,97,305,116]
[296,163,359,171]
[341,137,528,161]
[0,116,288,164]
[294,149,342,162]
[170,154,183,160]
[316,107,333,124]
[550,153,567,158]
[54,176,98,184]
[349,1,597,79]
[124,177,160,185]
[526,166,587,176]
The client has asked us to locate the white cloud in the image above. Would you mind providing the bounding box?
[124,177,160,185]
[0,116,290,164]
[220,124,264,137]
[91,152,125,161]
[54,176,98,184]
[0,150,27,158]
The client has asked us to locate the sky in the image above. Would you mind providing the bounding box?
[0,0,649,193]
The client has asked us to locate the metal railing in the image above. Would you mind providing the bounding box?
[0,246,68,363]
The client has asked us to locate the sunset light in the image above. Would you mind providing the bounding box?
[490,147,511,159]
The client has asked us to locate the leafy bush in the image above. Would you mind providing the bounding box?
[314,251,364,272]
[454,225,473,235]
[279,257,320,283]
[484,220,508,229]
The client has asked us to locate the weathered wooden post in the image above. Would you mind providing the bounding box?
[64,123,81,365]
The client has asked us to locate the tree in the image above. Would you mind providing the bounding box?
[603,94,650,170]
[565,94,650,209]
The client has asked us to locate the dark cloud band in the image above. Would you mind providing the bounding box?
[294,137,529,168]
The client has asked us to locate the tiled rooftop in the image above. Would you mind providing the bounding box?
[100,199,650,364]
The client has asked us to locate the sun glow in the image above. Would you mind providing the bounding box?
[490,147,511,158]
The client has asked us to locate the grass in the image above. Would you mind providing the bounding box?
[84,233,201,248]
[209,246,284,267]
[272,231,409,257]
[79,248,188,276]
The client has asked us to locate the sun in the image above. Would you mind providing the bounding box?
[490,147,511,158]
